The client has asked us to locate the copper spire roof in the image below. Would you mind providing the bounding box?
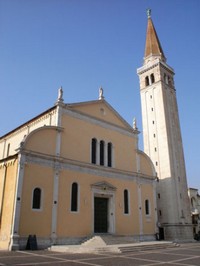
[144,9,166,62]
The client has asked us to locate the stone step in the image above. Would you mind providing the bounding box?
[119,242,179,253]
[81,235,141,246]
[81,236,106,247]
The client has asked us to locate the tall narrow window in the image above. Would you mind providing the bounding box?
[150,73,155,84]
[32,188,42,209]
[107,142,112,167]
[100,140,105,166]
[145,199,150,215]
[145,76,149,86]
[71,182,78,212]
[91,138,97,164]
[124,189,129,214]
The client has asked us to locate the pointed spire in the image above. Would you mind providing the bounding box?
[144,9,166,63]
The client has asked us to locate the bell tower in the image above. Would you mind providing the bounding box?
[137,10,192,240]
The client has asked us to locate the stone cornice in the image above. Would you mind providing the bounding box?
[0,154,18,168]
[137,59,174,75]
[22,149,155,183]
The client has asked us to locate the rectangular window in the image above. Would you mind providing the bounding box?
[145,199,150,215]
[124,189,129,214]
[107,142,112,167]
[91,138,97,164]
[100,140,105,166]
[71,182,78,212]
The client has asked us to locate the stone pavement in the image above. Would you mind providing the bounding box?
[0,242,200,265]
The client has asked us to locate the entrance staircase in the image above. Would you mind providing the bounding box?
[82,235,139,246]
[50,235,178,254]
[81,235,178,253]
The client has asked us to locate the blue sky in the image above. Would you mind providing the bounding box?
[0,0,199,190]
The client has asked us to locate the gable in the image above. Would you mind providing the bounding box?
[66,100,133,131]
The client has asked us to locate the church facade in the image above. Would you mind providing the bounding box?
[0,89,157,250]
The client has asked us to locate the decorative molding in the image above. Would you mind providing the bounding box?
[22,149,155,184]
[137,58,174,75]
[91,181,117,191]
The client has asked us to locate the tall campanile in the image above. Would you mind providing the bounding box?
[137,10,192,240]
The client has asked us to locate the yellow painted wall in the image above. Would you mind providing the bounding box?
[139,152,154,176]
[57,170,154,237]
[70,102,129,129]
[25,127,57,155]
[19,164,54,237]
[114,181,140,235]
[141,183,155,234]
[17,110,155,239]
[0,158,18,249]
[61,114,137,172]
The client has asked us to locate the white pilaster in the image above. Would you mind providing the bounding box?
[137,183,143,236]
[96,140,100,165]
[104,142,108,166]
[51,166,60,244]
[9,154,26,250]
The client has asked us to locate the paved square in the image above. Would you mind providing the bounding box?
[0,243,200,266]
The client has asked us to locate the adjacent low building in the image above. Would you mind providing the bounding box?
[188,188,200,236]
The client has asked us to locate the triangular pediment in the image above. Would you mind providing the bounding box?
[91,181,117,191]
[66,99,133,131]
